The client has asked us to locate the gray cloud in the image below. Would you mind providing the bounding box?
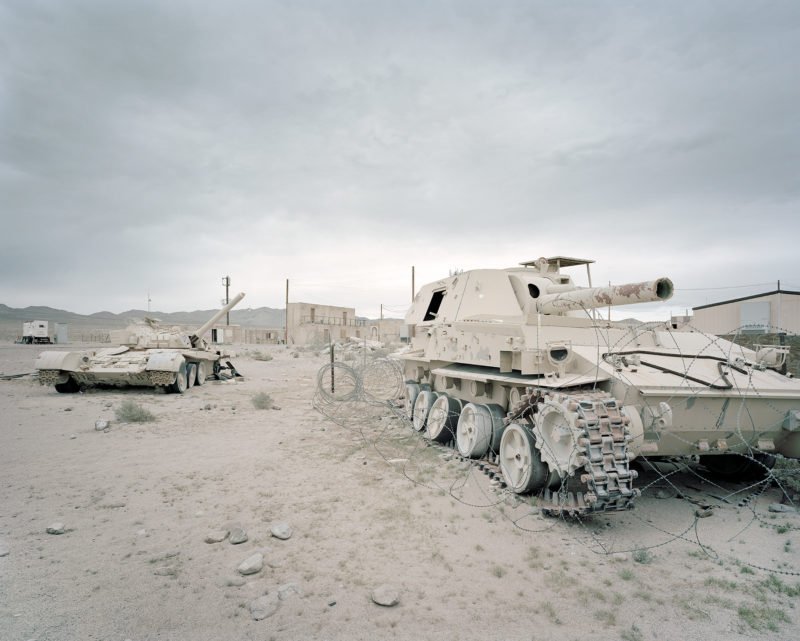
[1,1,798,317]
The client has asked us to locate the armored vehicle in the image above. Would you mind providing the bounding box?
[36,293,246,394]
[396,258,800,515]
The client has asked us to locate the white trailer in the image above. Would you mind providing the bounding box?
[22,320,52,344]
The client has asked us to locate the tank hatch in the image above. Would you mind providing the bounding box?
[519,256,595,268]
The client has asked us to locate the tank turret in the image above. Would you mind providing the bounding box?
[394,257,800,517]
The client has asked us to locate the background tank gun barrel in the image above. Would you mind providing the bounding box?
[190,292,246,346]
[535,278,673,314]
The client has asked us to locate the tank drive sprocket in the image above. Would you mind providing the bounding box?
[504,388,639,516]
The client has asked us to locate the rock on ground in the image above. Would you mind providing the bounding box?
[270,522,293,540]
[250,594,280,620]
[204,529,229,543]
[277,583,303,600]
[371,584,399,607]
[237,553,264,576]
[46,523,65,535]
[769,502,798,513]
[95,420,109,431]
[229,526,248,544]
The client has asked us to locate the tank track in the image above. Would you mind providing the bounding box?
[504,388,639,516]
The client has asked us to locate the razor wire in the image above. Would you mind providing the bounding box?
[311,325,800,575]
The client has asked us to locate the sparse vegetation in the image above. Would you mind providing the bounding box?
[251,391,274,410]
[632,546,654,565]
[737,605,790,632]
[115,400,155,423]
[621,624,644,641]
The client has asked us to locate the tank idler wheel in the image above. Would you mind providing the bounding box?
[195,361,207,386]
[186,363,198,388]
[54,376,80,394]
[404,382,421,420]
[170,362,188,394]
[412,389,438,432]
[700,452,776,481]
[426,394,462,443]
[499,423,559,493]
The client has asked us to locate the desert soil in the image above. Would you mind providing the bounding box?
[1,342,799,641]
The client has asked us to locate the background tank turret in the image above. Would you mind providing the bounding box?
[35,293,246,394]
[395,258,800,516]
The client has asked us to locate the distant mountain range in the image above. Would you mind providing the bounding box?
[0,303,287,328]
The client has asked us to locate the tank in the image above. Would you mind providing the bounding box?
[395,257,800,516]
[35,293,246,394]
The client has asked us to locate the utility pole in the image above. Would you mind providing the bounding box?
[222,276,231,325]
[285,279,289,345]
[411,266,415,302]
[147,291,151,313]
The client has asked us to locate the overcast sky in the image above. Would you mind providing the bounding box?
[2,1,799,321]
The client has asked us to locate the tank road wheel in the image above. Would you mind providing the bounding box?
[499,423,557,493]
[54,376,80,394]
[412,389,438,432]
[426,394,462,443]
[404,382,421,420]
[186,363,198,388]
[195,361,207,386]
[456,403,502,457]
[170,362,188,394]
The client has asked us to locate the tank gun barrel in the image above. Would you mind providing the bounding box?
[190,292,246,346]
[535,278,673,314]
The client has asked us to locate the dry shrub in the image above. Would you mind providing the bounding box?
[252,392,274,410]
[116,400,156,423]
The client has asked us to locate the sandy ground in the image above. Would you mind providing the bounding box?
[1,342,799,641]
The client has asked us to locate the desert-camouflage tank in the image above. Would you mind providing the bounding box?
[36,293,246,394]
[394,257,800,516]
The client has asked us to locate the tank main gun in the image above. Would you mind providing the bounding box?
[190,292,246,347]
[534,278,673,314]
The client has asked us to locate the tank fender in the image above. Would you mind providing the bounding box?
[34,350,95,372]
[145,352,185,372]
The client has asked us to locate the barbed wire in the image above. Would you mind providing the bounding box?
[311,322,800,576]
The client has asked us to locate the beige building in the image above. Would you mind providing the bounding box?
[692,288,800,335]
[286,302,368,345]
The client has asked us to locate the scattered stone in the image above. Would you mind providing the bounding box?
[386,458,409,464]
[371,584,399,607]
[95,420,110,431]
[194,510,204,517]
[46,522,65,535]
[69,434,76,439]
[137,529,147,536]
[204,530,229,544]
[164,550,180,558]
[237,553,264,576]
[695,508,714,518]
[271,406,281,411]
[654,488,677,499]
[271,522,292,540]
[277,583,303,600]
[528,507,540,515]
[224,576,246,587]
[250,594,279,620]
[64,407,72,412]
[153,566,176,576]
[266,557,282,569]
[611,553,627,562]
[204,404,212,411]
[229,526,248,544]
[0,541,9,557]
[328,600,336,607]
[769,503,798,514]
